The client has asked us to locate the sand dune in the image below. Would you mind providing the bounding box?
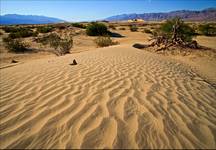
[0,45,216,149]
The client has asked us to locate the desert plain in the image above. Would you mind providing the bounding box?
[0,22,216,149]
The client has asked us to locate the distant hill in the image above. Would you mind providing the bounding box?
[105,8,216,22]
[0,14,65,25]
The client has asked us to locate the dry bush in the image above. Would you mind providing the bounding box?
[35,33,73,56]
[130,25,138,32]
[71,23,86,29]
[94,36,118,47]
[3,37,29,53]
[2,26,38,39]
[109,24,116,30]
[198,24,216,36]
[149,17,197,51]
[37,26,54,33]
[57,38,73,55]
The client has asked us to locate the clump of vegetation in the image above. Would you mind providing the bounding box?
[149,17,197,51]
[36,33,60,46]
[55,24,68,30]
[86,22,109,36]
[36,33,73,55]
[160,17,195,42]
[94,36,118,47]
[109,24,116,30]
[37,26,54,33]
[2,27,38,39]
[3,37,29,53]
[130,25,138,32]
[1,26,18,33]
[143,29,152,34]
[57,38,73,55]
[198,24,216,36]
[119,27,126,30]
[71,23,86,29]
[2,37,12,43]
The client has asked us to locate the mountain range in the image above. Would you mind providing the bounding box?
[105,8,216,22]
[0,14,65,25]
[1,8,216,25]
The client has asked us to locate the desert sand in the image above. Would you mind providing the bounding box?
[0,43,216,149]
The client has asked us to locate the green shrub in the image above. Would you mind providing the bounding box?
[9,30,35,39]
[3,38,29,53]
[2,37,12,43]
[2,27,36,39]
[32,31,39,37]
[86,22,109,36]
[143,29,152,34]
[198,24,216,36]
[1,26,18,33]
[37,26,53,33]
[94,36,118,47]
[130,25,138,32]
[160,17,195,42]
[71,23,86,29]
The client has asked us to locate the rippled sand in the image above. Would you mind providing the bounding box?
[0,45,216,149]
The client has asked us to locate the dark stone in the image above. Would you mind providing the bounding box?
[70,59,77,65]
[11,59,18,63]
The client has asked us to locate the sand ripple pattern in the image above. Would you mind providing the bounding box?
[0,46,216,149]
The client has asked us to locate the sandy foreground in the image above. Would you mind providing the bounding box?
[0,44,216,149]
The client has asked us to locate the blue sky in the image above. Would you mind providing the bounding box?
[1,0,216,21]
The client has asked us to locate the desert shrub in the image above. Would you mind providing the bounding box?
[148,18,198,50]
[198,24,216,36]
[71,23,86,29]
[0,31,3,35]
[8,28,35,39]
[94,36,118,47]
[58,38,73,55]
[86,22,109,36]
[49,33,62,50]
[109,24,116,30]
[35,35,49,45]
[159,17,195,42]
[3,37,12,43]
[37,26,53,33]
[55,24,68,30]
[119,27,126,30]
[32,31,39,37]
[3,38,29,53]
[143,29,152,34]
[1,26,18,33]
[130,25,138,32]
[36,33,73,55]
[36,33,60,46]
[3,27,36,39]
[2,26,35,35]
